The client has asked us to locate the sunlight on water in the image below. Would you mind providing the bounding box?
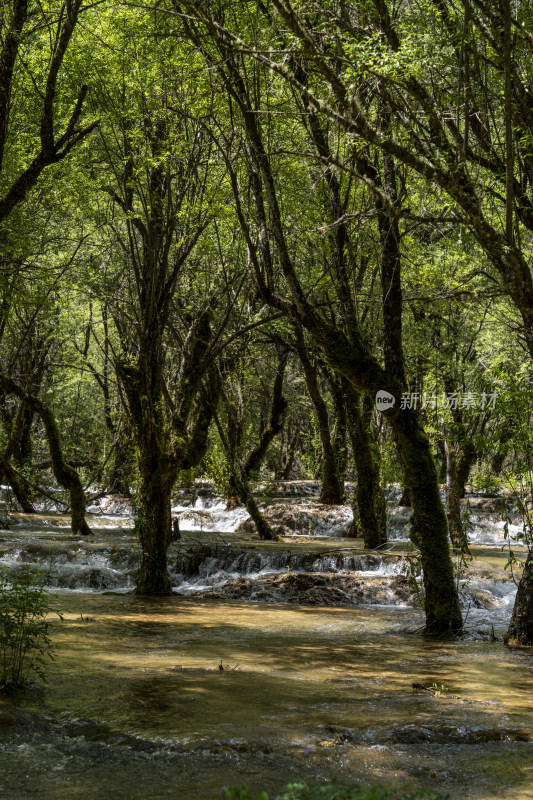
[0,500,531,799]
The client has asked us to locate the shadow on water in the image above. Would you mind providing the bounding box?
[1,592,532,799]
[0,500,532,800]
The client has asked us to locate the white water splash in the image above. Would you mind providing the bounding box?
[171,497,250,532]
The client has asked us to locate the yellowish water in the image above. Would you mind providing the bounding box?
[1,592,532,800]
[1,505,532,800]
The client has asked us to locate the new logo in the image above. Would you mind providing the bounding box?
[376,390,395,412]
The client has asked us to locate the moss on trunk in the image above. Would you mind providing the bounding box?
[445,440,470,554]
[245,492,281,541]
[0,374,92,535]
[134,476,173,595]
[393,406,462,633]
[0,457,35,513]
[345,387,387,548]
[506,548,533,646]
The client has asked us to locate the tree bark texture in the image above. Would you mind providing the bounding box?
[445,439,470,554]
[345,384,387,548]
[294,327,344,505]
[506,550,533,646]
[0,374,92,534]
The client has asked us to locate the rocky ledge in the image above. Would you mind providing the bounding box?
[174,571,414,607]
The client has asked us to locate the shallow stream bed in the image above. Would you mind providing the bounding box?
[1,593,533,800]
[0,497,532,799]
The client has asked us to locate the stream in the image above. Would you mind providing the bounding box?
[0,484,532,800]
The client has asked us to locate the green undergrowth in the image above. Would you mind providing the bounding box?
[0,567,61,694]
[222,779,448,800]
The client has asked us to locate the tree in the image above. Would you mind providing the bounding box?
[0,373,92,534]
[0,0,98,222]
[176,3,463,633]
[88,14,243,592]
[0,0,99,513]
[292,326,344,504]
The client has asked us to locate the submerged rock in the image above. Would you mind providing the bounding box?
[173,545,390,578]
[86,495,133,516]
[390,723,532,744]
[235,503,353,538]
[174,571,413,607]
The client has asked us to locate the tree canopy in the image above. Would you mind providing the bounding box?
[1,0,533,639]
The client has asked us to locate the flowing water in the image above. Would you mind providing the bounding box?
[0,487,532,800]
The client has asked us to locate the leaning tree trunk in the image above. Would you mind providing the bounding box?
[38,402,93,536]
[391,405,461,632]
[244,489,280,541]
[0,457,35,512]
[0,374,92,534]
[228,457,281,542]
[377,140,460,632]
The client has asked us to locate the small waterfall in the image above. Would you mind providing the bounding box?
[171,546,416,606]
[0,520,137,592]
[0,487,523,616]
[0,545,136,591]
[173,546,401,580]
[171,497,250,532]
[171,543,519,615]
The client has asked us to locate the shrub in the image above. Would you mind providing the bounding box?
[221,780,448,800]
[0,567,60,694]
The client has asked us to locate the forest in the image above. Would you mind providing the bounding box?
[1,1,533,799]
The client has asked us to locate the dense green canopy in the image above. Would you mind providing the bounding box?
[1,0,533,638]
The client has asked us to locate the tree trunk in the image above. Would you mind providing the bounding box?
[491,425,513,475]
[277,425,298,480]
[345,385,387,548]
[0,457,35,512]
[328,370,348,486]
[244,350,288,478]
[108,428,133,497]
[506,549,533,646]
[398,487,411,507]
[456,439,477,498]
[123,359,221,595]
[442,376,478,499]
[230,463,281,541]
[244,491,280,541]
[445,439,470,553]
[294,327,343,504]
[119,360,174,595]
[135,466,173,595]
[11,401,35,468]
[0,374,92,534]
[390,405,461,632]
